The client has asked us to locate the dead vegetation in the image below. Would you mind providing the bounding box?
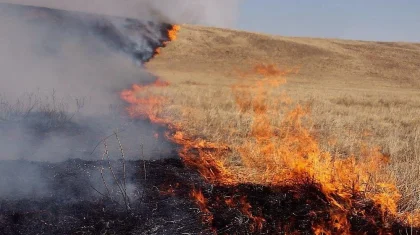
[0,92,86,136]
[145,24,420,213]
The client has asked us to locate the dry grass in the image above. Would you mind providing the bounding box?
[146,25,420,211]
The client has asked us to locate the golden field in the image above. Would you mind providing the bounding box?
[145,24,420,211]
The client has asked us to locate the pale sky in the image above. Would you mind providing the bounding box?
[237,0,420,42]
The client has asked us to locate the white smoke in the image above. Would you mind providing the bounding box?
[0,0,242,27]
[0,6,170,162]
[0,0,240,199]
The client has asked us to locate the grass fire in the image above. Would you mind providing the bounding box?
[122,52,420,233]
[1,2,420,235]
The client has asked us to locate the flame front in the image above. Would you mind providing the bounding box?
[153,24,180,57]
[120,25,420,233]
[168,25,181,41]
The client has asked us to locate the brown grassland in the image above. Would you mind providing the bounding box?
[146,24,420,212]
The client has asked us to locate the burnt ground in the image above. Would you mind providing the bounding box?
[205,184,420,235]
[0,158,212,235]
[0,156,418,235]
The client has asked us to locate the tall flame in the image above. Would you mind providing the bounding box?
[153,25,180,57]
[120,25,420,232]
[168,25,181,41]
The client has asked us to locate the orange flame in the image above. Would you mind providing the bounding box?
[154,47,161,55]
[239,196,266,232]
[191,189,214,224]
[171,131,233,184]
[120,55,419,231]
[168,25,181,41]
[151,24,180,58]
[229,64,414,232]
[120,78,169,122]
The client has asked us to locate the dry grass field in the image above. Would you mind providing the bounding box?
[144,24,420,212]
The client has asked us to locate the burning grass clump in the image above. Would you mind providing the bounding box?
[121,63,420,233]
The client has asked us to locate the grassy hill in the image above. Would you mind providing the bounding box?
[149,24,420,88]
[147,24,420,211]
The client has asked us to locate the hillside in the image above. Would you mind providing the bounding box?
[1,6,419,233]
[149,24,420,89]
[145,24,420,212]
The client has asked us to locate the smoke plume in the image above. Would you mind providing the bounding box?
[0,4,172,162]
[0,0,242,199]
[0,0,242,27]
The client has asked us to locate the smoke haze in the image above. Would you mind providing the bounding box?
[0,1,240,199]
[0,4,168,162]
[0,0,242,27]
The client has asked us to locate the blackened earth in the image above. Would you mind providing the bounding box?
[0,158,211,235]
[0,157,418,235]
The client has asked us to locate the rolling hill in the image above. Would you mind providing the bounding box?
[149,24,420,89]
[147,24,420,211]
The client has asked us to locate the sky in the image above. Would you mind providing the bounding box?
[237,0,420,42]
